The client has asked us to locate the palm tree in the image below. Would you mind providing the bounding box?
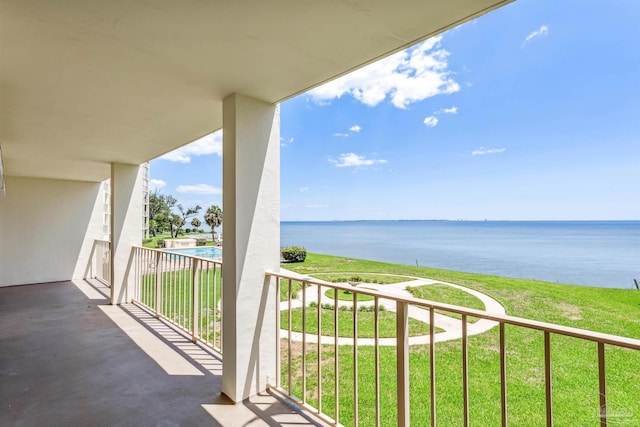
[191,218,201,231]
[204,205,223,242]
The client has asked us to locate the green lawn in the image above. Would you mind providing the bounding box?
[324,288,375,302]
[280,253,640,427]
[407,283,486,322]
[282,306,440,338]
[310,272,410,285]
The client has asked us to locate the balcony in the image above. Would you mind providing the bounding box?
[1,2,637,425]
[7,245,633,426]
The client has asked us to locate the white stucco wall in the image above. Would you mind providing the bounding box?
[222,94,280,402]
[0,176,104,287]
[110,163,144,304]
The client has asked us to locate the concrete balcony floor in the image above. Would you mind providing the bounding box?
[0,280,323,427]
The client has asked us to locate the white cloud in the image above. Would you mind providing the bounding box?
[308,36,459,109]
[281,136,295,147]
[299,187,309,192]
[334,124,363,138]
[472,147,506,156]
[437,106,458,114]
[305,204,328,209]
[330,153,388,168]
[149,179,166,192]
[176,184,222,195]
[523,25,549,46]
[423,116,439,127]
[159,131,222,163]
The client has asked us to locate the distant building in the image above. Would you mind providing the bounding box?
[101,161,150,241]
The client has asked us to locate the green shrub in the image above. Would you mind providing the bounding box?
[281,246,307,262]
[196,238,207,246]
[157,239,166,248]
[142,238,153,244]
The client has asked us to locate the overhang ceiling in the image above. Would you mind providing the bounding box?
[0,0,512,182]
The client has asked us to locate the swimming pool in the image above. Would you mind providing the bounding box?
[168,247,222,259]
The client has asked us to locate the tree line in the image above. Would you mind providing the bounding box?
[149,190,222,240]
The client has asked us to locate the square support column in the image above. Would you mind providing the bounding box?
[110,163,144,305]
[222,93,280,402]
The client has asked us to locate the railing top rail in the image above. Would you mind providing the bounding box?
[266,269,640,351]
[132,245,223,266]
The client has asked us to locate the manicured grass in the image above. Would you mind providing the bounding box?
[408,283,485,322]
[310,272,410,285]
[324,288,375,302]
[279,279,307,301]
[142,233,171,248]
[282,306,435,338]
[281,253,640,427]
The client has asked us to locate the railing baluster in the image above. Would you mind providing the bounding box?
[276,278,281,389]
[430,306,436,427]
[155,250,162,318]
[132,247,137,301]
[353,292,359,427]
[191,258,200,342]
[144,249,148,305]
[182,256,187,328]
[214,264,222,348]
[462,314,469,427]
[167,254,171,319]
[219,264,223,352]
[397,301,410,427]
[544,331,553,427]
[500,323,508,427]
[375,297,380,427]
[598,342,607,427]
[302,280,307,404]
[288,278,292,396]
[334,288,339,425]
[207,263,212,347]
[317,283,322,415]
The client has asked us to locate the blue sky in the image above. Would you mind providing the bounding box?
[150,0,640,222]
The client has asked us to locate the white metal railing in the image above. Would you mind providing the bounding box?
[266,270,640,427]
[131,246,223,352]
[93,239,111,286]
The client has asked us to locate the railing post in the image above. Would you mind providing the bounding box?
[107,242,112,285]
[397,301,410,427]
[598,342,607,427]
[275,277,281,389]
[155,250,162,318]
[191,258,200,343]
[544,331,553,427]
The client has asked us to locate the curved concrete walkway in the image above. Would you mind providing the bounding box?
[279,271,506,346]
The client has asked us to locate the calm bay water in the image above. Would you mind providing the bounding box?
[281,221,640,289]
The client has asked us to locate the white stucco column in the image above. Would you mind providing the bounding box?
[110,163,144,305]
[221,93,280,402]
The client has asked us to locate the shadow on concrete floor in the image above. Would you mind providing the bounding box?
[0,280,324,427]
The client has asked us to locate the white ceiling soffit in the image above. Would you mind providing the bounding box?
[0,0,512,182]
